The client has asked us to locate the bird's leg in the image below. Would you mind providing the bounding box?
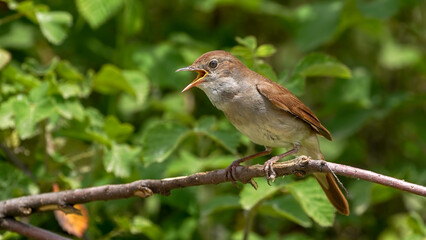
[226,147,273,185]
[263,143,300,185]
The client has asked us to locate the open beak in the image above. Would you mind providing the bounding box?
[176,66,208,92]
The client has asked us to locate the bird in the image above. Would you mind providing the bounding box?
[176,50,349,215]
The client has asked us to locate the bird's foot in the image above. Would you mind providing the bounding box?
[295,155,311,166]
[263,156,280,185]
[225,160,243,187]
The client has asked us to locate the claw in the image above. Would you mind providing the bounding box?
[225,161,241,187]
[263,156,279,185]
[248,179,258,190]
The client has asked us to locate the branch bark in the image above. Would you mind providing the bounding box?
[1,158,425,220]
[0,218,71,240]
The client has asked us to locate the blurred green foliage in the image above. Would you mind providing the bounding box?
[0,0,425,239]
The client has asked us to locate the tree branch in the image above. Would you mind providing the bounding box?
[0,218,71,240]
[1,158,424,221]
[0,142,37,182]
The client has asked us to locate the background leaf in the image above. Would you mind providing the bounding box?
[76,0,123,29]
[104,143,141,178]
[36,11,73,45]
[93,64,136,97]
[255,44,276,57]
[286,178,335,227]
[285,52,351,95]
[259,195,312,228]
[141,122,190,165]
[239,180,283,210]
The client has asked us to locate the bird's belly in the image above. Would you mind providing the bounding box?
[222,101,310,148]
[232,116,308,148]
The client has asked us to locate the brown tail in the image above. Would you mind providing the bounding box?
[313,172,350,215]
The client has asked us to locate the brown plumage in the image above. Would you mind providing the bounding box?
[256,78,333,141]
[177,50,349,216]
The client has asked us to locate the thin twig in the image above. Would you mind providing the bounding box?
[325,161,426,196]
[0,142,37,182]
[0,158,424,220]
[0,218,71,240]
[0,13,24,26]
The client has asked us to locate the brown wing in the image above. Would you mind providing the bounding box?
[256,80,333,141]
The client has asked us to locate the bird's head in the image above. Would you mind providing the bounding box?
[176,50,243,92]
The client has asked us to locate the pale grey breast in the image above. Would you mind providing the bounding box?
[219,84,311,148]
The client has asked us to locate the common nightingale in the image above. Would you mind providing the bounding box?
[176,50,349,215]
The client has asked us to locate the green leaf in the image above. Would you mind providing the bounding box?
[384,213,426,240]
[104,143,141,178]
[27,82,50,104]
[194,116,240,154]
[202,195,240,216]
[103,115,134,142]
[240,180,283,210]
[0,22,36,49]
[302,63,351,78]
[142,122,190,165]
[230,46,254,68]
[357,0,400,19]
[175,218,198,240]
[85,107,104,127]
[55,98,86,121]
[123,70,149,103]
[76,0,124,29]
[327,107,372,139]
[379,40,421,69]
[0,48,11,70]
[340,68,371,107]
[55,60,84,82]
[286,177,335,227]
[22,57,58,76]
[0,162,37,200]
[58,83,82,99]
[295,2,343,51]
[255,44,276,57]
[130,216,163,239]
[166,150,202,176]
[16,1,48,23]
[0,97,16,129]
[32,98,56,121]
[36,11,73,45]
[166,151,235,176]
[407,212,426,236]
[236,36,257,51]
[350,181,372,215]
[259,195,312,227]
[2,65,40,89]
[121,0,144,36]
[194,116,215,131]
[13,97,36,139]
[278,233,315,240]
[286,53,351,95]
[254,61,278,82]
[93,64,136,97]
[87,130,112,146]
[13,95,55,139]
[371,184,399,205]
[208,130,240,154]
[284,74,305,96]
[230,46,253,59]
[295,53,352,79]
[118,70,150,116]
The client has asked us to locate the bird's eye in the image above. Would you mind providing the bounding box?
[209,59,218,69]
